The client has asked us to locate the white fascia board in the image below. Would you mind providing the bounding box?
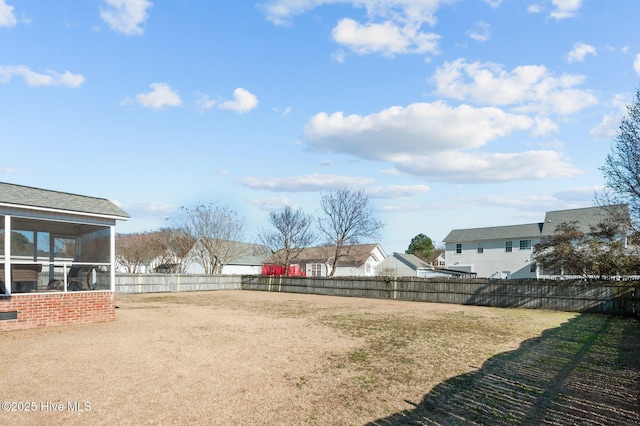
[0,202,129,221]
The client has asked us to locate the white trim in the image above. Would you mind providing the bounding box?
[4,215,10,295]
[110,225,116,292]
[0,202,128,221]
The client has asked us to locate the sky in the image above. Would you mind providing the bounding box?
[1,0,640,254]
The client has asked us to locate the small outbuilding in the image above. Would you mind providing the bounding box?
[0,182,129,331]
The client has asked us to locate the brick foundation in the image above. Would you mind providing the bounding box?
[0,291,116,331]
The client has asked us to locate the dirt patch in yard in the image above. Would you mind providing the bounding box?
[1,291,638,425]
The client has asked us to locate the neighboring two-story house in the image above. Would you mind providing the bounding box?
[443,205,628,279]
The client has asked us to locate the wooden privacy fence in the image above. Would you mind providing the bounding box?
[114,274,639,315]
[115,274,241,294]
[240,276,640,315]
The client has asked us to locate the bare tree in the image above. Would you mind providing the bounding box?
[532,220,639,280]
[174,204,247,274]
[152,227,196,273]
[598,87,640,231]
[317,187,384,277]
[115,232,164,273]
[258,205,316,275]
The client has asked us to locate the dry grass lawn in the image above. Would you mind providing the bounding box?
[1,290,638,425]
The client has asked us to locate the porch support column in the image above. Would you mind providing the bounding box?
[110,225,116,292]
[4,215,11,295]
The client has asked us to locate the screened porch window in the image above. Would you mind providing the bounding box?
[0,216,112,294]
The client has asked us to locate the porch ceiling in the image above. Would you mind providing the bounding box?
[10,217,106,236]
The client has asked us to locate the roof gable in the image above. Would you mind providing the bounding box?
[427,249,445,263]
[392,252,431,269]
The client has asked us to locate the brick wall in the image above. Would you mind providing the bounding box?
[0,291,115,332]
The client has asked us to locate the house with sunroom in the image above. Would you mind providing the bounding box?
[443,205,629,279]
[0,182,128,331]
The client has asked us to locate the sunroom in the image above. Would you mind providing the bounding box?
[0,183,128,330]
[0,183,128,295]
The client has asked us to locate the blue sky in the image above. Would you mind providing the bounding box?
[2,0,639,253]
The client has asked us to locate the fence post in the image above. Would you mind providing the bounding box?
[393,278,397,300]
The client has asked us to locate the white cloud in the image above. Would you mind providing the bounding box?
[0,0,16,27]
[262,0,458,57]
[590,112,621,140]
[304,102,535,161]
[120,202,177,218]
[553,186,601,202]
[394,150,581,183]
[331,18,440,56]
[481,0,503,7]
[136,202,177,213]
[261,0,457,27]
[431,58,597,115]
[135,83,182,109]
[247,196,297,211]
[332,49,347,63]
[239,174,374,192]
[589,93,629,140]
[550,0,582,19]
[634,54,640,76]
[100,0,152,36]
[455,194,561,211]
[0,65,85,87]
[527,4,543,13]
[467,21,491,42]
[303,101,581,183]
[567,42,596,63]
[380,168,401,175]
[219,88,259,113]
[367,184,431,198]
[195,93,216,109]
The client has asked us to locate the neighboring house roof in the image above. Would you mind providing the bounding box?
[391,252,432,270]
[542,205,628,236]
[444,223,543,243]
[266,243,385,267]
[226,242,269,265]
[443,205,628,243]
[0,182,129,219]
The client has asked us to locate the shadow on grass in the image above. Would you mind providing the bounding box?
[367,313,640,426]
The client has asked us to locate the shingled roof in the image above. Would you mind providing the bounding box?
[266,243,383,267]
[0,182,129,219]
[443,205,628,243]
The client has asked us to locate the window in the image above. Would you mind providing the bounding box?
[530,262,537,273]
[310,263,323,277]
[519,240,532,250]
[505,241,512,252]
[456,243,462,254]
[477,243,484,254]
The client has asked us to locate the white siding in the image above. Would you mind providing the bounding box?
[445,238,539,278]
[376,257,417,277]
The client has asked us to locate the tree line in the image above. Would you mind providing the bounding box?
[116,187,384,277]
